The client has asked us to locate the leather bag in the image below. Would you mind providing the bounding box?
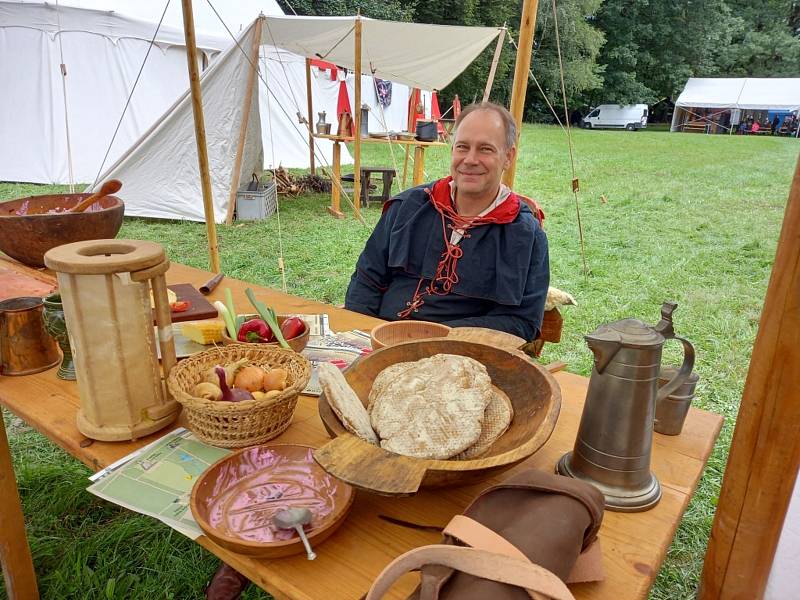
[367,469,605,600]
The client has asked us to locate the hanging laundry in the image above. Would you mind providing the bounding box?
[375,78,392,108]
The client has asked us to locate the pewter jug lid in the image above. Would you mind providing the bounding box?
[587,318,664,349]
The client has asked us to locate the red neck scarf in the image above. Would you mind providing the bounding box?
[398,177,521,318]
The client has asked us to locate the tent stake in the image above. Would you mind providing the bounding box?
[181,0,221,273]
[226,17,264,226]
[503,0,539,188]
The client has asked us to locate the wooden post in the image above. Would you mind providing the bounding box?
[402,88,418,188]
[327,141,345,219]
[352,17,363,219]
[698,156,800,598]
[0,416,39,599]
[412,146,426,186]
[225,18,263,225]
[502,0,539,188]
[482,27,507,102]
[305,58,316,175]
[181,0,221,273]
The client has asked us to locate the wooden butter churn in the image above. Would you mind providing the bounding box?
[44,239,179,441]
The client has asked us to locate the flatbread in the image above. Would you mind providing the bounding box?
[368,361,416,412]
[455,387,514,460]
[318,362,378,445]
[369,354,493,459]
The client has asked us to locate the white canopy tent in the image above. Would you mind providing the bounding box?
[91,14,501,223]
[671,77,800,131]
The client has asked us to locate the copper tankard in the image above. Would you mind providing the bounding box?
[0,296,60,376]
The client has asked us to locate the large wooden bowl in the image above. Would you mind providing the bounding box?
[315,339,561,496]
[0,194,124,267]
[191,444,355,557]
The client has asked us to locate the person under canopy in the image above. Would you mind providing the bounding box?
[345,102,550,341]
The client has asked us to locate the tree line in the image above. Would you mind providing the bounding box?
[278,0,800,122]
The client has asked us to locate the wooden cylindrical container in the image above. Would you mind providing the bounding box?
[44,239,179,441]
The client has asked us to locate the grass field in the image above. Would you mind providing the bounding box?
[2,125,798,599]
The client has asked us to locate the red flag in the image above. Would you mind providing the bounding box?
[337,80,352,118]
[431,91,444,134]
[453,94,462,118]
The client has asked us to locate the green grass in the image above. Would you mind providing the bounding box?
[1,125,798,599]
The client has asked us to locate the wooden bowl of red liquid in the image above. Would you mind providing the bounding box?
[0,194,124,268]
[190,444,355,557]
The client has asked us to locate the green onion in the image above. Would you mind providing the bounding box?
[245,288,290,349]
[214,301,237,338]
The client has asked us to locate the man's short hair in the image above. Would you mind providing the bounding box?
[454,102,517,150]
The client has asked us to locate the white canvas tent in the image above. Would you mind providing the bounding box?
[671,77,800,131]
[0,1,227,184]
[91,14,501,223]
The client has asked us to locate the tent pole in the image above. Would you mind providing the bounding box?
[181,0,220,273]
[698,156,800,598]
[503,0,539,188]
[226,17,263,226]
[353,17,363,219]
[482,26,507,102]
[305,58,316,175]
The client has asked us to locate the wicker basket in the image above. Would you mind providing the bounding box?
[167,344,311,448]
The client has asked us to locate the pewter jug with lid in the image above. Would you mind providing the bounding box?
[557,302,695,511]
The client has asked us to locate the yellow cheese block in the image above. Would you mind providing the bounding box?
[181,320,225,344]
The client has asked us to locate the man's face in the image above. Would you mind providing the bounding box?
[450,109,516,201]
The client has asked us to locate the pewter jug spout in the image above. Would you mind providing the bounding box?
[584,329,622,374]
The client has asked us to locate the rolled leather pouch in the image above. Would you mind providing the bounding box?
[368,469,605,600]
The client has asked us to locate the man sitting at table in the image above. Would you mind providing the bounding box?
[344,101,550,341]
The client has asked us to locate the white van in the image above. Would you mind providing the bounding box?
[582,104,649,130]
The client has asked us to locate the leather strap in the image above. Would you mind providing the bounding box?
[444,514,529,562]
[365,545,575,600]
[444,514,604,584]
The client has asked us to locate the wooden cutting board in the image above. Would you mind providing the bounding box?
[157,283,218,323]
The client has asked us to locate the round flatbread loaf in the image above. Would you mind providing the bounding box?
[454,387,514,460]
[318,362,378,445]
[369,354,493,460]
[368,361,416,412]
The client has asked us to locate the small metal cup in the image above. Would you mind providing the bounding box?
[655,366,699,435]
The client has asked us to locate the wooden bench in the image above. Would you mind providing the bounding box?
[682,121,709,133]
[359,167,397,207]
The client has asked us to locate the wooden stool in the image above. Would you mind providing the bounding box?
[360,167,397,207]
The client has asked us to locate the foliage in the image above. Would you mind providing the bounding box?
[1,128,796,599]
[592,0,738,105]
[275,0,414,21]
[718,0,800,76]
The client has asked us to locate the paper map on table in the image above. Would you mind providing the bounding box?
[301,330,373,396]
[87,428,230,540]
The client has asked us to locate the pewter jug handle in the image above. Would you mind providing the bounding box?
[656,335,695,402]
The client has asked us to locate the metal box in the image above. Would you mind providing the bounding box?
[235,180,277,221]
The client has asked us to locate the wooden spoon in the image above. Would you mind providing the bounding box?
[69,179,122,213]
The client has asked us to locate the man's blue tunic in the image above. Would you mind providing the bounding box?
[344,182,550,341]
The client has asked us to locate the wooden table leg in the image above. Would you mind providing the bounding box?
[412,146,426,186]
[0,413,39,599]
[327,141,345,219]
[401,146,411,188]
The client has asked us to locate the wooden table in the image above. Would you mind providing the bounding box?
[312,133,445,218]
[0,261,723,599]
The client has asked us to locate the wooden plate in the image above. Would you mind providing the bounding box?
[190,444,355,557]
[315,339,561,496]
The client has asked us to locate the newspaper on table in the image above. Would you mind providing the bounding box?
[301,330,373,396]
[87,428,230,539]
